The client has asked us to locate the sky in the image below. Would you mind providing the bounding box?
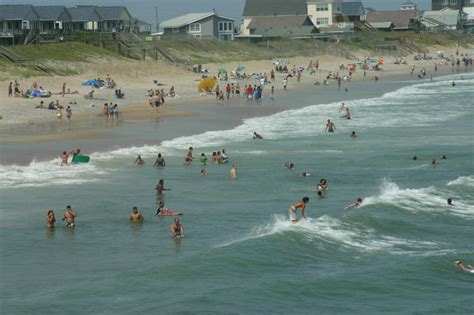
[5,0,433,30]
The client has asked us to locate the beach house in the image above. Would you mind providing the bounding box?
[421,8,464,31]
[67,6,101,32]
[432,0,466,10]
[0,5,39,44]
[94,6,133,32]
[400,2,417,11]
[160,12,235,41]
[366,10,419,31]
[240,0,358,39]
[34,6,71,34]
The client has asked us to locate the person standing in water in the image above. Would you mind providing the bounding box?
[130,207,144,223]
[62,205,76,228]
[447,198,454,206]
[325,119,336,132]
[230,164,238,179]
[155,179,171,194]
[170,218,185,237]
[153,153,166,167]
[134,155,145,165]
[46,210,56,228]
[289,197,309,223]
[200,153,208,166]
[184,147,193,165]
[351,131,357,139]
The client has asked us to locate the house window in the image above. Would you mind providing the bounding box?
[316,18,329,25]
[218,21,233,32]
[441,0,448,4]
[188,23,201,33]
[449,0,457,4]
[316,3,329,11]
[172,28,179,33]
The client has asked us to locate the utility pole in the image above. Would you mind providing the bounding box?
[155,6,159,32]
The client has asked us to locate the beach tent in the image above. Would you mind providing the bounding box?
[198,78,216,93]
[81,80,100,88]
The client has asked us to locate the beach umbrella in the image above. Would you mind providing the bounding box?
[81,80,99,88]
[218,68,227,74]
[235,65,245,72]
[198,77,217,93]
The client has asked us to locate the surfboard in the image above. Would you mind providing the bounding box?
[72,155,90,163]
[157,209,183,216]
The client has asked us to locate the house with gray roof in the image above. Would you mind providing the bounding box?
[0,5,39,37]
[421,8,462,31]
[67,6,101,31]
[339,2,366,21]
[160,12,235,41]
[93,6,133,32]
[34,6,71,34]
[366,10,419,31]
[246,16,318,38]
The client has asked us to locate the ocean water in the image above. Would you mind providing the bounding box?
[1,72,473,314]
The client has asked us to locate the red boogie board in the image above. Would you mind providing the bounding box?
[157,209,183,216]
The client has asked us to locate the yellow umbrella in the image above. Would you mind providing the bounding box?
[198,78,216,93]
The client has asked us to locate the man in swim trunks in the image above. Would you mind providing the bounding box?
[134,155,145,165]
[62,205,76,227]
[289,197,309,223]
[130,207,144,222]
[170,218,184,237]
[61,151,69,165]
[325,119,336,132]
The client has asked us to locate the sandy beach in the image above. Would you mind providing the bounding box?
[0,44,470,136]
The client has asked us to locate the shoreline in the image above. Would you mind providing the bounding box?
[1,68,470,166]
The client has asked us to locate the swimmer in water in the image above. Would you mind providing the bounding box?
[325,119,336,133]
[447,198,454,206]
[342,108,351,120]
[288,197,309,223]
[230,164,238,179]
[343,198,363,210]
[289,163,295,170]
[253,132,263,139]
[62,205,76,228]
[432,158,438,167]
[301,172,312,177]
[129,206,144,223]
[200,169,207,176]
[453,260,474,272]
[155,179,171,194]
[317,191,324,199]
[61,151,69,165]
[351,131,357,139]
[200,153,208,166]
[134,155,145,165]
[184,147,193,166]
[412,155,418,160]
[153,153,166,167]
[317,179,328,194]
[339,102,347,113]
[441,154,447,160]
[170,218,185,237]
[46,210,56,228]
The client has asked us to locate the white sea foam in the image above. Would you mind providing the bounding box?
[90,144,182,161]
[216,214,448,255]
[0,158,108,189]
[363,178,474,218]
[447,175,474,187]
